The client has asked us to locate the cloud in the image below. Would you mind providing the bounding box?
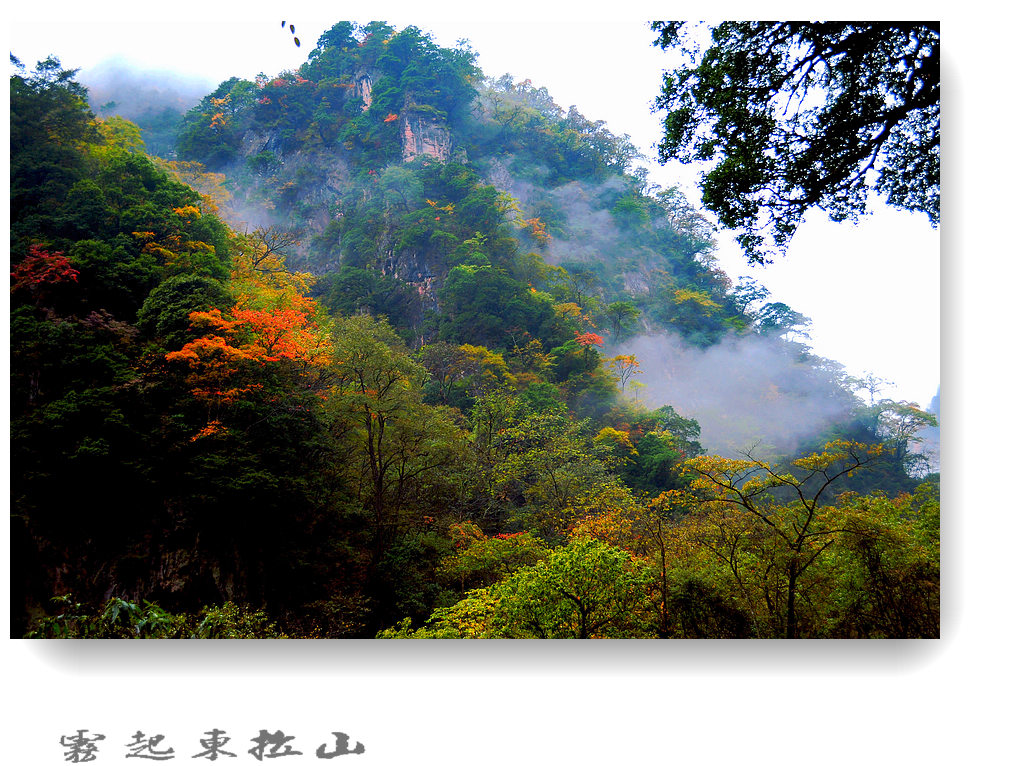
[81,57,214,119]
[616,332,856,457]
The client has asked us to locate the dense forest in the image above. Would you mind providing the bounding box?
[10,21,939,639]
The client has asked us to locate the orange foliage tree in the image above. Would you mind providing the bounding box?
[165,288,331,438]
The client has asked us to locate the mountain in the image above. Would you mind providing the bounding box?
[155,22,872,453]
[10,24,938,639]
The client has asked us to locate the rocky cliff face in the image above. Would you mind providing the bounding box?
[382,246,439,341]
[224,77,459,319]
[356,70,375,110]
[232,128,354,273]
[400,110,452,162]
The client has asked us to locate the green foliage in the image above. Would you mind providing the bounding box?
[822,491,939,637]
[437,265,560,349]
[10,56,97,246]
[385,538,654,639]
[376,590,500,639]
[136,274,232,347]
[755,301,812,339]
[193,602,288,639]
[26,595,286,638]
[519,381,565,414]
[10,27,937,640]
[315,266,419,335]
[653,21,940,263]
[327,314,473,545]
[68,239,160,316]
[176,77,256,169]
[375,531,456,627]
[439,523,551,589]
[610,194,651,230]
[666,576,755,638]
[480,405,624,539]
[487,537,654,638]
[678,441,932,638]
[628,431,691,494]
[603,300,640,340]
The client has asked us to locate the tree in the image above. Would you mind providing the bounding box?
[683,440,885,637]
[846,371,891,405]
[236,225,302,275]
[155,159,231,216]
[9,55,95,149]
[419,342,514,407]
[487,538,653,638]
[466,387,623,539]
[872,399,939,477]
[327,315,470,579]
[438,523,551,590]
[570,492,744,638]
[754,301,812,340]
[730,276,770,317]
[136,273,233,348]
[176,77,255,169]
[605,353,643,395]
[603,300,640,340]
[653,186,717,261]
[824,489,939,637]
[10,56,97,247]
[653,22,940,264]
[10,244,80,307]
[386,538,654,638]
[310,21,360,57]
[437,264,558,349]
[671,287,724,341]
[316,267,418,334]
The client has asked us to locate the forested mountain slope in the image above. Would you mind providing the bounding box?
[10,23,938,639]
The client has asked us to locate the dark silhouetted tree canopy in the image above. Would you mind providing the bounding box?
[653,22,940,264]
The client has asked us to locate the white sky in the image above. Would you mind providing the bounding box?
[7,3,941,406]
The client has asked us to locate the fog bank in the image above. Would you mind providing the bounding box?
[616,333,856,457]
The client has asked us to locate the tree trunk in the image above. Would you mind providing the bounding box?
[785,562,798,639]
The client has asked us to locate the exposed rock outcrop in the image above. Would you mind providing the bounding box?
[382,247,440,316]
[239,128,285,157]
[401,110,452,162]
[355,70,376,110]
[485,156,515,193]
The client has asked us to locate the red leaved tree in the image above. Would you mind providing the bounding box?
[11,244,80,306]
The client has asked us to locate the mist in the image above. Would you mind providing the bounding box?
[69,53,901,465]
[915,386,941,473]
[79,58,215,157]
[82,58,212,115]
[614,332,856,457]
[484,155,857,458]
